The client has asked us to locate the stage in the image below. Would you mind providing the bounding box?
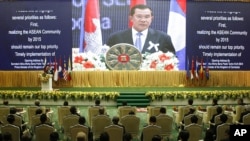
[1,71,250,87]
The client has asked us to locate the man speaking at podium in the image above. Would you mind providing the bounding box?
[106,4,176,54]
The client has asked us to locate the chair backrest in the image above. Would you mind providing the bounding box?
[1,124,21,141]
[156,114,173,137]
[70,124,89,141]
[120,115,140,138]
[174,106,192,126]
[31,114,51,132]
[184,124,203,141]
[0,107,10,125]
[118,106,136,119]
[35,124,54,141]
[104,125,124,141]
[235,105,245,122]
[148,106,162,117]
[214,114,233,125]
[243,113,250,125]
[13,114,23,126]
[92,115,111,140]
[27,106,45,126]
[215,123,230,141]
[142,125,161,141]
[183,114,203,126]
[204,106,219,124]
[62,115,80,137]
[88,106,102,127]
[57,106,71,127]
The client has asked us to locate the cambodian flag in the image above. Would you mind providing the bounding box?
[79,0,102,53]
[167,0,186,70]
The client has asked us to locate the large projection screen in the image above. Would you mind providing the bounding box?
[0,0,249,71]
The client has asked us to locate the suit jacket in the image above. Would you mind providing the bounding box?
[106,28,175,54]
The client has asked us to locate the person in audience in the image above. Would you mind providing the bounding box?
[9,107,26,130]
[6,114,23,138]
[237,98,246,106]
[209,106,223,131]
[112,116,125,133]
[70,106,81,116]
[190,115,198,124]
[187,98,194,106]
[63,101,69,106]
[50,131,59,141]
[179,108,196,130]
[212,98,218,106]
[238,105,250,123]
[76,132,86,141]
[123,133,132,141]
[94,99,101,107]
[99,132,109,141]
[34,99,40,107]
[141,116,158,141]
[213,114,228,138]
[2,100,9,106]
[98,107,108,116]
[35,108,43,115]
[128,110,135,115]
[36,114,53,127]
[78,116,93,141]
[210,106,223,123]
[121,101,128,106]
[203,129,214,141]
[151,135,162,141]
[178,130,189,141]
[159,107,166,115]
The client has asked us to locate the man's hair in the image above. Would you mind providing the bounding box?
[70,106,77,114]
[188,99,193,105]
[130,4,153,16]
[99,107,105,115]
[99,132,109,141]
[128,111,135,115]
[50,131,59,141]
[7,114,15,124]
[179,130,189,141]
[95,99,101,106]
[122,101,127,106]
[159,107,166,114]
[63,101,69,106]
[123,133,132,141]
[79,116,86,125]
[3,100,9,105]
[112,116,119,124]
[216,106,223,114]
[220,114,228,123]
[212,98,218,105]
[152,135,162,141]
[36,108,43,115]
[40,114,47,123]
[190,115,198,123]
[149,116,156,123]
[34,99,40,106]
[10,107,17,114]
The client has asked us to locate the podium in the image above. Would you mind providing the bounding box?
[40,74,53,91]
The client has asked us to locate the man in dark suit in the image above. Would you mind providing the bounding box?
[106,4,175,54]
